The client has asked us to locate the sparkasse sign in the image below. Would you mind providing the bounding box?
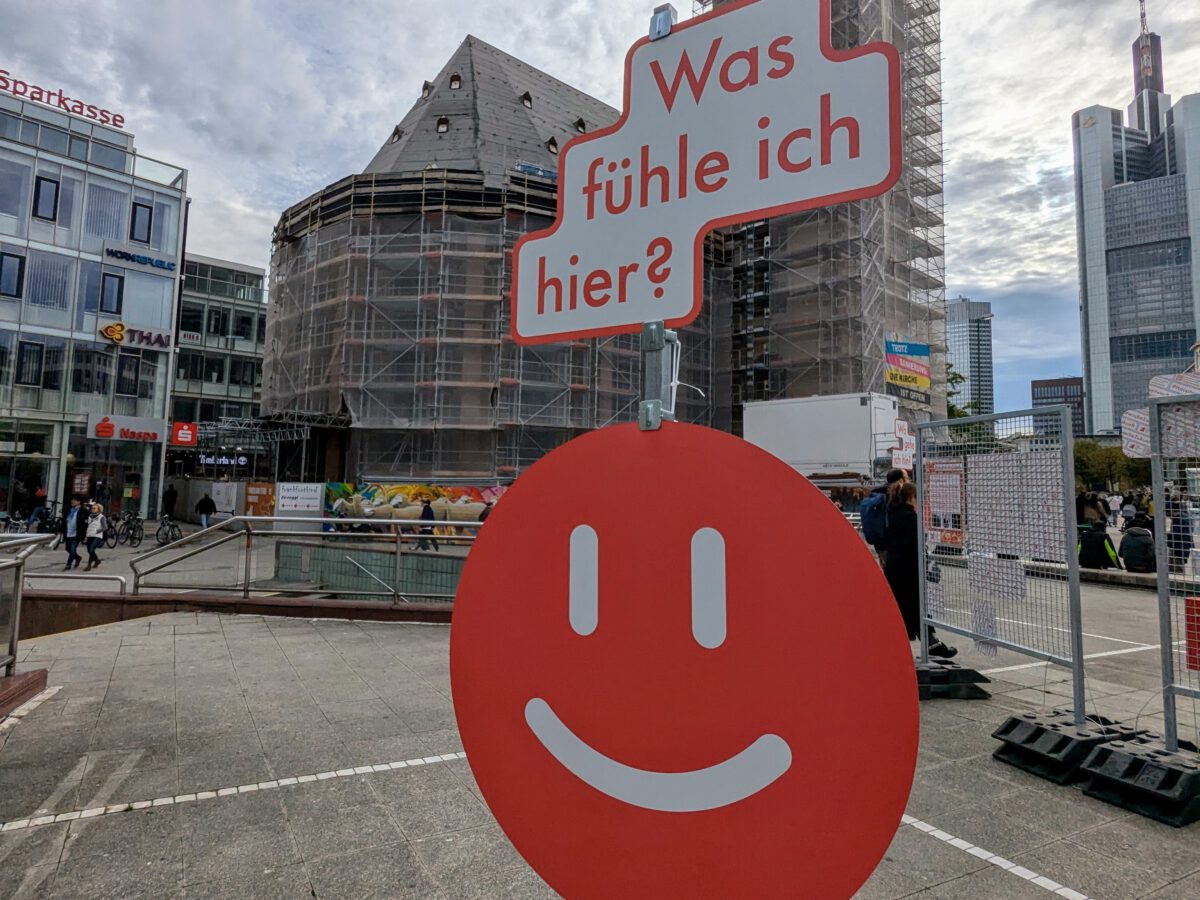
[0,68,126,129]
[512,0,901,344]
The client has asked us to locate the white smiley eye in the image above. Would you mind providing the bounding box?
[568,525,727,649]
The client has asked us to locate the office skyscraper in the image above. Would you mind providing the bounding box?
[945,296,994,415]
[1074,4,1200,432]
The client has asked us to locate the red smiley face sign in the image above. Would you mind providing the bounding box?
[451,423,918,898]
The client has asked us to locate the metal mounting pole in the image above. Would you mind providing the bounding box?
[639,322,680,431]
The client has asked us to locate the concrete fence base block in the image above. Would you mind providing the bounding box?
[1080,736,1200,828]
[993,710,1144,786]
[915,659,991,701]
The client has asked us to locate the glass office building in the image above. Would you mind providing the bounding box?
[945,296,994,415]
[0,91,187,518]
[1074,14,1200,432]
[168,255,267,479]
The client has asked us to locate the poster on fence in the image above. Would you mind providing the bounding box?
[966,451,1065,559]
[923,460,964,547]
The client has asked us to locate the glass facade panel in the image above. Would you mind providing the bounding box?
[121,271,172,328]
[82,177,128,251]
[0,150,32,238]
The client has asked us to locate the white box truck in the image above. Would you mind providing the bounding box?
[742,393,901,486]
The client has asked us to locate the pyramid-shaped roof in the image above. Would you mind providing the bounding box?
[364,35,619,183]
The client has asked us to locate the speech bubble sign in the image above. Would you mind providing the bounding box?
[511,0,902,344]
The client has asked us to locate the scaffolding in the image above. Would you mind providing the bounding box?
[267,169,715,481]
[696,0,947,434]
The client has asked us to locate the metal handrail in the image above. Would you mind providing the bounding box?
[2,534,56,676]
[23,573,128,596]
[129,515,484,598]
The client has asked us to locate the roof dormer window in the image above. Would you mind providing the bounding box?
[389,126,404,144]
[449,73,462,90]
[546,137,559,155]
[575,118,587,134]
[520,91,533,109]
[436,116,450,134]
[421,80,434,99]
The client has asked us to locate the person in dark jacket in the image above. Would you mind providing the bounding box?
[195,493,217,529]
[1119,515,1156,573]
[883,481,957,659]
[162,484,178,519]
[1167,496,1194,575]
[418,498,439,552]
[61,496,83,571]
[1079,521,1121,570]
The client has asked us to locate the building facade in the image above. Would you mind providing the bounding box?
[702,0,947,433]
[1032,376,1086,437]
[265,37,714,483]
[168,254,267,480]
[945,296,994,415]
[0,84,187,518]
[1074,12,1200,432]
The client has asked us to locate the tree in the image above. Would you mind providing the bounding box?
[946,362,981,420]
[1074,439,1149,492]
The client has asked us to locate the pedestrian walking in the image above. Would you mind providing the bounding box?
[1119,514,1156,573]
[861,469,907,566]
[84,501,106,571]
[418,498,439,552]
[1079,520,1121,570]
[61,496,83,571]
[883,481,957,658]
[26,485,47,530]
[1109,492,1124,528]
[1120,497,1137,531]
[162,483,178,519]
[195,493,217,529]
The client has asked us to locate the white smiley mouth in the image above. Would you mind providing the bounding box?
[525,698,793,813]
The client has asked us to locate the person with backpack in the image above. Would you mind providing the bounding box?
[883,481,957,658]
[861,469,908,565]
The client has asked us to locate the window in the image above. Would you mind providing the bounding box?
[179,302,204,333]
[520,92,533,109]
[24,251,73,310]
[207,307,229,336]
[575,118,587,134]
[37,127,69,156]
[204,355,226,384]
[546,138,559,155]
[421,80,434,99]
[71,343,113,395]
[436,117,449,134]
[256,316,266,344]
[177,350,204,382]
[84,181,127,242]
[0,252,24,298]
[116,351,140,396]
[15,341,43,386]
[234,312,254,340]
[100,272,123,314]
[68,136,88,161]
[129,202,153,243]
[389,126,404,145]
[33,176,59,221]
[449,73,462,90]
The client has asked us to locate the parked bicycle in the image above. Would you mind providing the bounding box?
[116,510,145,548]
[155,515,183,546]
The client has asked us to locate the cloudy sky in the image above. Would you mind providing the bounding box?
[4,0,1200,411]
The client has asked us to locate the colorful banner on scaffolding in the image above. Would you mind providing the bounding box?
[324,483,508,531]
[885,338,931,407]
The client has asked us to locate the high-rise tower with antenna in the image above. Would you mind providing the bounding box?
[1074,1,1200,433]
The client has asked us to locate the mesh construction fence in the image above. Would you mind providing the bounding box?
[1150,398,1200,750]
[916,406,1085,717]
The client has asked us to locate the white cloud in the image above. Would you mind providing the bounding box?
[4,0,1199,411]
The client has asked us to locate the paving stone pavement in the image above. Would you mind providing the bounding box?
[0,610,1196,899]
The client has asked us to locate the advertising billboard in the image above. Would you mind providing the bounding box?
[885,338,931,407]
